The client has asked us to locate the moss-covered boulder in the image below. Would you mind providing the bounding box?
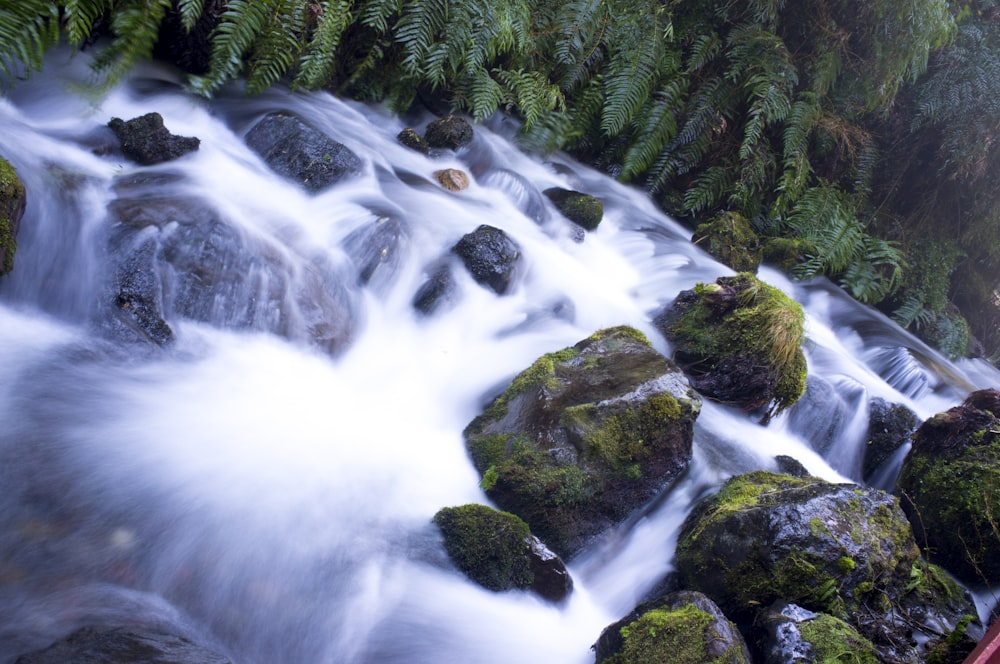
[0,155,26,276]
[675,471,978,663]
[464,326,701,557]
[423,115,474,150]
[863,397,919,484]
[759,603,880,664]
[693,211,762,273]
[543,187,604,231]
[896,388,1000,585]
[761,237,811,272]
[432,504,572,600]
[594,591,751,664]
[654,273,807,421]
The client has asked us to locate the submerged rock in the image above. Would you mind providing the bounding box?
[464,326,701,558]
[0,155,26,275]
[245,113,362,192]
[674,470,979,663]
[14,626,231,664]
[594,590,751,664]
[108,113,200,165]
[654,272,807,421]
[692,211,762,273]
[863,397,918,483]
[433,504,572,601]
[451,224,521,295]
[896,388,1000,584]
[543,187,603,231]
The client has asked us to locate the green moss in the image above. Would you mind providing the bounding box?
[607,604,743,664]
[762,237,813,271]
[433,504,534,591]
[693,211,762,273]
[0,156,24,275]
[798,614,880,663]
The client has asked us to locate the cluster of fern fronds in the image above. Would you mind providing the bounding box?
[3,0,998,357]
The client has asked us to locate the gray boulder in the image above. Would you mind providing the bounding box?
[15,626,231,664]
[245,113,361,192]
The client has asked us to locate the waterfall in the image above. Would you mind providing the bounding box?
[1,53,997,663]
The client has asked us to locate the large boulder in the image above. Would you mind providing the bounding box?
[594,590,751,664]
[0,155,26,275]
[464,326,701,558]
[107,113,200,165]
[451,224,521,295]
[14,626,231,664]
[692,211,762,273]
[896,388,1000,585]
[244,113,362,192]
[674,470,979,663]
[433,504,572,601]
[654,272,807,421]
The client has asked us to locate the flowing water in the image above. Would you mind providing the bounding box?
[0,53,997,663]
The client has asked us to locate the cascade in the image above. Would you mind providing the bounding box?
[1,54,997,663]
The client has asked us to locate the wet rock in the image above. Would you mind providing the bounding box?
[464,326,701,558]
[412,261,457,315]
[896,388,1000,584]
[107,113,200,165]
[654,272,807,421]
[433,504,572,601]
[863,397,918,483]
[451,224,521,295]
[543,187,603,231]
[424,115,473,150]
[397,128,430,155]
[14,626,231,664]
[342,215,408,291]
[479,169,548,224]
[758,602,879,664]
[434,168,469,192]
[594,590,751,664]
[0,155,26,275]
[244,113,362,192]
[692,210,762,273]
[674,470,979,663]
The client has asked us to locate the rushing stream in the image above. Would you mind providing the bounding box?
[1,53,998,663]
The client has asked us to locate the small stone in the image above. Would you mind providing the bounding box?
[434,168,469,191]
[424,115,474,150]
[397,128,430,154]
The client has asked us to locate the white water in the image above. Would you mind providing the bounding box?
[1,53,997,662]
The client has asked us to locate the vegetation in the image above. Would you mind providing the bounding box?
[1,0,999,359]
[432,503,535,591]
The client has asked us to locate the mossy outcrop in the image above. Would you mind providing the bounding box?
[464,326,701,558]
[896,388,1000,585]
[759,603,880,664]
[654,273,807,421]
[594,591,751,664]
[675,471,978,663]
[0,155,26,276]
[543,187,604,231]
[432,504,572,600]
[693,211,762,273]
[423,115,474,150]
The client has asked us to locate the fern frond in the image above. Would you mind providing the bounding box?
[683,165,732,213]
[90,0,173,87]
[294,0,354,90]
[395,0,448,77]
[495,68,563,128]
[189,0,280,96]
[620,79,684,179]
[361,0,401,33]
[457,67,505,121]
[63,0,114,45]
[599,6,661,136]
[0,0,61,79]
[245,0,308,94]
[177,0,206,32]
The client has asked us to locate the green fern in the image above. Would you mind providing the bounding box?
[63,0,113,45]
[89,0,173,87]
[244,0,308,94]
[189,0,281,96]
[0,0,61,78]
[177,0,206,32]
[294,0,355,90]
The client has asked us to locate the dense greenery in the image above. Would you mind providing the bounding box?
[1,0,998,359]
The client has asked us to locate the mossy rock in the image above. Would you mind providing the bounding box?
[543,187,604,231]
[760,603,880,664]
[896,388,1000,584]
[432,504,535,592]
[675,470,977,662]
[0,155,26,276]
[423,115,473,149]
[595,591,751,664]
[464,326,701,558]
[693,211,762,273]
[654,272,807,421]
[397,127,430,154]
[762,237,812,272]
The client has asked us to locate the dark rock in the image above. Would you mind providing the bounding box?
[863,397,918,483]
[543,187,603,231]
[0,155,26,275]
[896,388,1000,584]
[693,210,762,273]
[412,261,457,315]
[244,113,361,192]
[464,326,701,558]
[112,235,175,346]
[432,504,572,601]
[451,224,521,295]
[107,113,200,165]
[775,455,810,478]
[654,272,807,421]
[424,115,474,150]
[758,602,879,664]
[595,590,751,664]
[675,470,979,663]
[397,128,430,155]
[15,626,231,664]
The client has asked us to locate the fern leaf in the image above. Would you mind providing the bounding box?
[620,79,683,179]
[0,0,60,78]
[63,0,114,45]
[395,0,448,76]
[294,0,354,90]
[245,0,308,94]
[177,0,206,32]
[361,0,401,33]
[189,0,279,96]
[600,8,660,136]
[90,0,173,87]
[683,166,732,213]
